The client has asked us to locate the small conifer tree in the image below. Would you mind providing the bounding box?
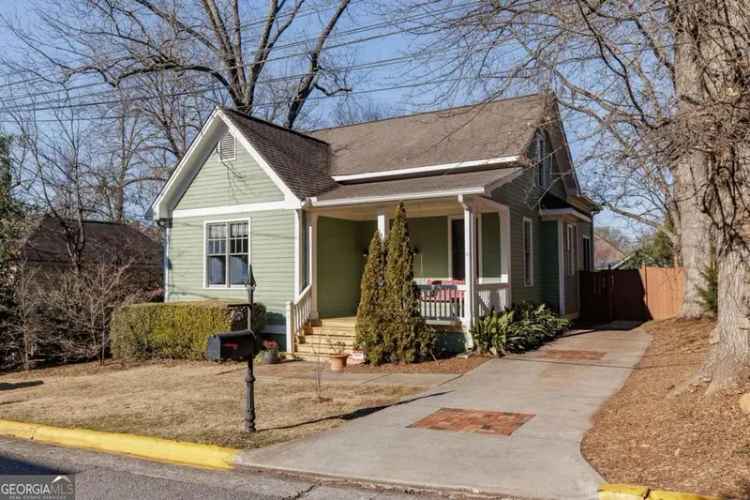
[697,249,718,316]
[382,203,435,363]
[355,231,387,364]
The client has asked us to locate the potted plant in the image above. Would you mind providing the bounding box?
[261,339,280,364]
[327,340,348,372]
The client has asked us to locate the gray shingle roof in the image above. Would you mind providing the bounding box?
[220,94,549,201]
[307,94,547,177]
[314,167,522,202]
[222,109,338,199]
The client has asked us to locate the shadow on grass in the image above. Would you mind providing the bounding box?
[264,391,451,431]
[0,381,43,391]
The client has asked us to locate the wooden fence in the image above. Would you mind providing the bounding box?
[580,267,685,322]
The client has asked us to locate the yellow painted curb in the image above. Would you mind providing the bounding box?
[598,483,649,500]
[648,490,721,500]
[0,419,239,470]
[599,484,723,500]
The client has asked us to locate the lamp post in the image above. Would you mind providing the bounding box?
[245,267,257,433]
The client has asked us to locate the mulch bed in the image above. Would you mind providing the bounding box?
[581,319,750,499]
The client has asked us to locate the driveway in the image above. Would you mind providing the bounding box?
[237,325,651,500]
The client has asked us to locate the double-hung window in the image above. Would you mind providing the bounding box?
[523,218,534,287]
[206,221,249,287]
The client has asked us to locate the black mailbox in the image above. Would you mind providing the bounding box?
[206,330,256,362]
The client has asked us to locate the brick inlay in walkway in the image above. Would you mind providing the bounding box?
[539,349,606,361]
[408,408,534,436]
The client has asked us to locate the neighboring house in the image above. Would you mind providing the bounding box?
[150,93,598,353]
[593,234,627,270]
[21,215,162,291]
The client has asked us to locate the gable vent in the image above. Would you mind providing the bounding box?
[218,132,236,161]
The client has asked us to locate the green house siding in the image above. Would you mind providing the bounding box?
[490,169,545,304]
[540,221,561,312]
[409,217,450,279]
[167,210,295,326]
[317,217,367,318]
[174,134,284,210]
[562,219,594,315]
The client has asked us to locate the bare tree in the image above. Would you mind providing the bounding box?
[4,0,353,130]
[395,0,711,318]
[405,0,749,392]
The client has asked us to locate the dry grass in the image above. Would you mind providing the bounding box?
[582,319,750,499]
[0,360,423,449]
[345,355,489,374]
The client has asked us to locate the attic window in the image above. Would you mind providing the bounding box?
[219,132,236,161]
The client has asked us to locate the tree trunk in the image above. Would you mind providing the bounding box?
[674,160,711,318]
[695,241,750,394]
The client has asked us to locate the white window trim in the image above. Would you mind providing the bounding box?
[202,218,252,290]
[522,217,534,287]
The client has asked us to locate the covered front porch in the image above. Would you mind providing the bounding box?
[286,196,512,351]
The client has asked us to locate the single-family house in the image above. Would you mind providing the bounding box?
[150,93,597,355]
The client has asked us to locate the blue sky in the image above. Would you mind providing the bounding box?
[0,0,630,233]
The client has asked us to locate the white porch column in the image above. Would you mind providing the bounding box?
[463,203,477,348]
[498,205,512,307]
[377,210,389,241]
[293,209,304,297]
[308,213,319,320]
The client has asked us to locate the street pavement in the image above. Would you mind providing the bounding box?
[0,437,447,500]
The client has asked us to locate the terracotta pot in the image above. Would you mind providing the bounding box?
[262,350,280,364]
[328,354,348,372]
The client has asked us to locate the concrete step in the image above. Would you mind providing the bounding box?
[310,326,356,337]
[297,335,355,347]
[318,317,357,329]
[295,343,352,356]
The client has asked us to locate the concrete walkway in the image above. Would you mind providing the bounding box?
[238,326,651,500]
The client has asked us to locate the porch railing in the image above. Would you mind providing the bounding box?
[477,282,510,316]
[416,284,465,322]
[286,284,313,350]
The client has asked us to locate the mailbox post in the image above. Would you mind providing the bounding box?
[206,266,258,433]
[244,269,257,433]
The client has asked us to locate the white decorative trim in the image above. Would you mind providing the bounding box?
[163,225,170,302]
[173,201,298,219]
[522,217,534,287]
[150,108,222,219]
[149,107,303,220]
[558,220,566,315]
[219,110,300,204]
[330,156,520,182]
[310,187,487,208]
[377,210,389,241]
[540,208,592,223]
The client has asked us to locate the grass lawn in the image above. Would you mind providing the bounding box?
[0,360,424,449]
[582,319,750,499]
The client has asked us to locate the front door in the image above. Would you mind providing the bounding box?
[451,219,465,280]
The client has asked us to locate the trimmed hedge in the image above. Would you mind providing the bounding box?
[111,301,266,360]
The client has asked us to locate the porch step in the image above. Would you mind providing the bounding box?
[296,334,356,348]
[294,343,354,356]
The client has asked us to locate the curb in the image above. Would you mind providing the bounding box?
[0,419,240,470]
[599,483,723,500]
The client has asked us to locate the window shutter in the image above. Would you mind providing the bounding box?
[219,132,236,161]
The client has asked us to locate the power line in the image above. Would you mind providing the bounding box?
[0,1,482,111]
